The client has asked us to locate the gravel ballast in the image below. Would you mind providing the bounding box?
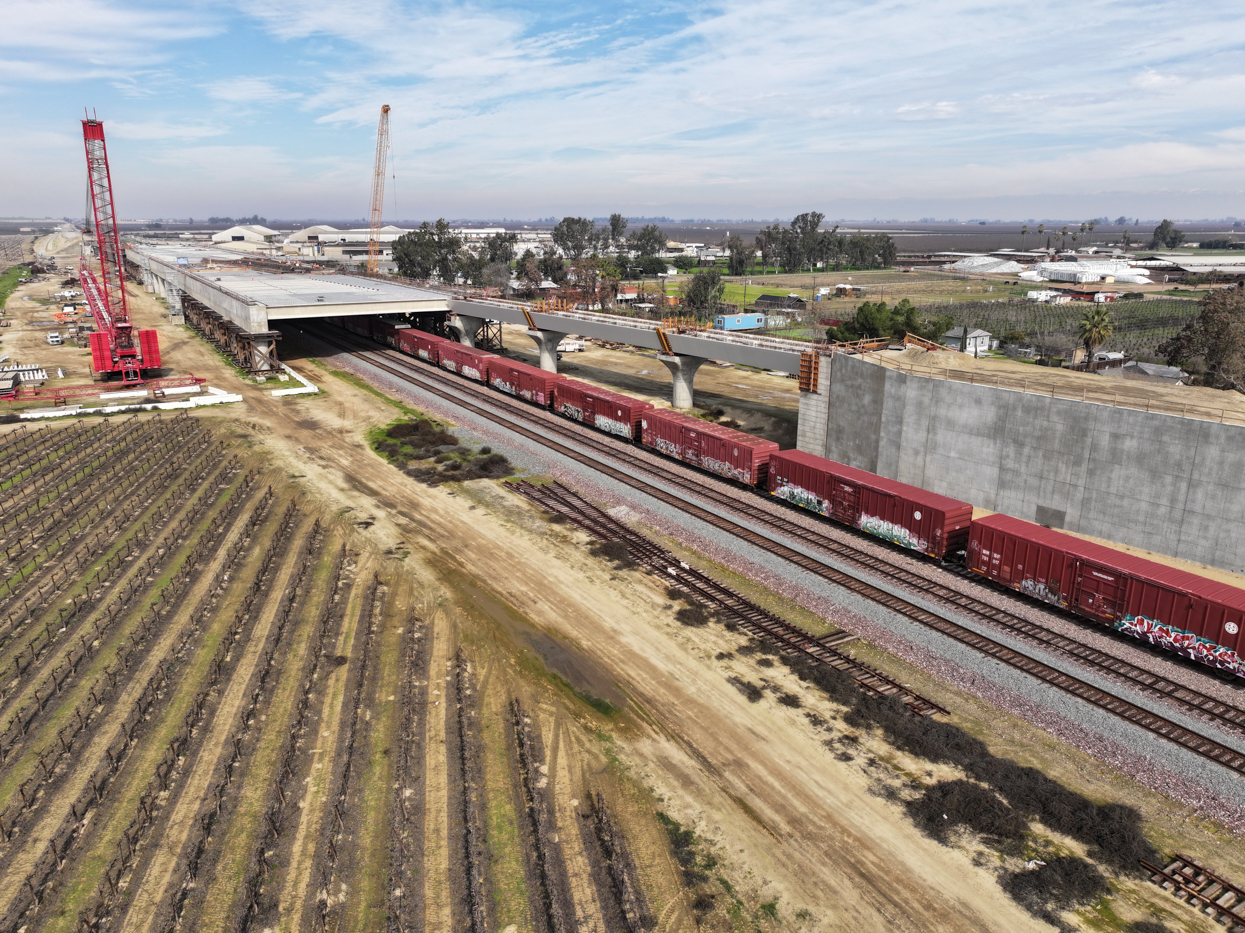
[316,340,1245,833]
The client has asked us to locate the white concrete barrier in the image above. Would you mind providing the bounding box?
[19,388,242,419]
[270,362,319,397]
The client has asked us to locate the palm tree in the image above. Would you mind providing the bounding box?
[1087,219,1097,244]
[1021,224,1029,250]
[1060,226,1069,249]
[1078,305,1114,365]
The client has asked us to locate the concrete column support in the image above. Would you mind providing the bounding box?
[143,270,155,293]
[657,353,706,409]
[525,328,568,373]
[447,313,484,347]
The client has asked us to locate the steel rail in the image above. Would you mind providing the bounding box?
[303,324,1245,776]
[512,479,947,716]
[315,324,1245,737]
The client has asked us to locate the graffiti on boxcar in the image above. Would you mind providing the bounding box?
[1019,577,1064,607]
[1115,614,1244,677]
[772,481,826,516]
[461,365,483,382]
[652,436,684,459]
[491,377,516,397]
[558,403,584,423]
[858,514,928,553]
[418,349,434,361]
[701,456,750,484]
[594,414,632,439]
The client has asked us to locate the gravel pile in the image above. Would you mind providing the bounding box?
[323,343,1245,834]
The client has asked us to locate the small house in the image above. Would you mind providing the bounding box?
[755,293,806,310]
[943,326,992,355]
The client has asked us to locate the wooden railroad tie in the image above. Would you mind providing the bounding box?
[1143,854,1245,931]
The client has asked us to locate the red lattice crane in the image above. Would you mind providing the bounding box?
[80,113,160,383]
[366,104,391,274]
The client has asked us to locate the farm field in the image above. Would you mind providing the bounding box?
[2,268,1243,933]
[0,414,682,933]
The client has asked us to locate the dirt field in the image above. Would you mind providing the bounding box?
[0,269,1240,932]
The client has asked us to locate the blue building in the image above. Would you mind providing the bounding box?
[714,313,766,331]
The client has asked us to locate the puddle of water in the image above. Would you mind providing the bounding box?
[460,580,626,711]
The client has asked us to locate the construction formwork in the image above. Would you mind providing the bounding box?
[182,295,281,373]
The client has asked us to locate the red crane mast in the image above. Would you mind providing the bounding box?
[80,113,159,383]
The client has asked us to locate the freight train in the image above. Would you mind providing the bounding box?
[327,315,1245,680]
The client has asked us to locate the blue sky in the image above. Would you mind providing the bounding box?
[2,0,1244,221]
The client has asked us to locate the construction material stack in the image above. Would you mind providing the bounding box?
[81,114,160,383]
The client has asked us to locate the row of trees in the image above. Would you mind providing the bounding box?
[207,215,267,226]
[391,211,899,310]
[392,214,671,294]
[754,213,897,274]
[825,299,953,345]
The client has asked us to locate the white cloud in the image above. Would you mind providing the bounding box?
[896,101,959,120]
[0,0,221,79]
[6,0,1245,217]
[202,77,300,104]
[108,120,228,140]
[1132,68,1185,89]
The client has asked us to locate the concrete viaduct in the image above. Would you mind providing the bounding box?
[128,246,818,409]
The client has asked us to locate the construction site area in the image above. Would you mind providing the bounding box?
[4,115,1245,933]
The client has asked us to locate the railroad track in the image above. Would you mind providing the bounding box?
[1142,853,1245,931]
[512,480,946,716]
[301,323,1245,777]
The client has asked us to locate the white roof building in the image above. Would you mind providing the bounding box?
[211,224,280,244]
[284,224,407,244]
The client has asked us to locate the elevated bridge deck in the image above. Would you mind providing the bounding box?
[128,246,816,403]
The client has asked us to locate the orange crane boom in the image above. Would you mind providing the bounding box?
[366,104,391,274]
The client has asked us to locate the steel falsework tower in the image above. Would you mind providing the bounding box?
[366,104,391,274]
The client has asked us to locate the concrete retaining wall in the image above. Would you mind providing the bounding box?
[798,351,1245,573]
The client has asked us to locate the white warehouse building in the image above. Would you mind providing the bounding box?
[283,225,408,260]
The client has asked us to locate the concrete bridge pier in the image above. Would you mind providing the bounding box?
[526,328,568,373]
[658,353,706,409]
[447,312,485,347]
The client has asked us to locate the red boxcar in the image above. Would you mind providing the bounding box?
[438,342,497,383]
[551,379,652,440]
[342,315,371,337]
[488,357,564,407]
[370,318,409,348]
[398,329,449,365]
[767,449,973,560]
[968,513,1245,678]
[138,329,161,369]
[640,409,778,485]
